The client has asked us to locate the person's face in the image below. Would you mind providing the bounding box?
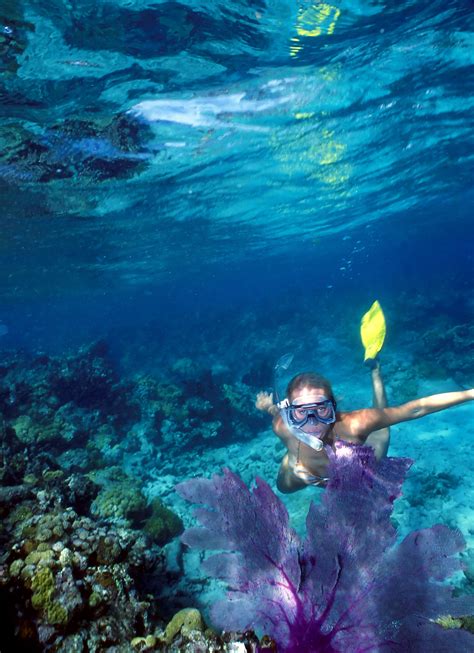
[289,386,333,436]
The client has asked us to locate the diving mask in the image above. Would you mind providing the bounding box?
[278,395,336,452]
[286,398,336,427]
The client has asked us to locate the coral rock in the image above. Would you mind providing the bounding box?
[165,607,205,644]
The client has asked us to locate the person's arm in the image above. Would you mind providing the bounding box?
[351,388,474,436]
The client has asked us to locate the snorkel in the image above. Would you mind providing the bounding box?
[273,352,294,411]
[273,354,336,453]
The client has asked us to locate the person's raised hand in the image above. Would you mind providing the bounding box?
[255,391,274,413]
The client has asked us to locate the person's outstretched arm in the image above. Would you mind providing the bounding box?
[354,388,474,436]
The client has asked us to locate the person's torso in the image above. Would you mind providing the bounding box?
[276,412,362,479]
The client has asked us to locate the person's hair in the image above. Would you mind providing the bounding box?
[286,372,336,405]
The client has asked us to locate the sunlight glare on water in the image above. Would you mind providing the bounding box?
[1,0,473,296]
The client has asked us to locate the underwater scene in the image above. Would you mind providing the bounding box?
[1,0,474,651]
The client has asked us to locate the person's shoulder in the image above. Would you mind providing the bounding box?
[335,409,356,425]
[338,407,373,421]
[336,408,376,438]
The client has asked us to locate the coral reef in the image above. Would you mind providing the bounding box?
[0,339,264,479]
[0,462,270,651]
[142,498,184,547]
[407,469,461,507]
[0,338,271,505]
[0,467,159,651]
[0,340,278,651]
[91,472,148,523]
[0,437,261,651]
[89,471,184,545]
[125,356,266,455]
[413,322,474,385]
[164,607,204,644]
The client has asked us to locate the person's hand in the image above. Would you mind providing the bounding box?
[255,391,274,413]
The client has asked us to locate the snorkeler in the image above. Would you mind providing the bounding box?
[255,302,474,493]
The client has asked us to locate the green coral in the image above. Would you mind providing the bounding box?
[436,615,474,634]
[164,608,204,644]
[88,591,102,608]
[46,602,69,626]
[92,479,147,523]
[12,414,63,445]
[142,498,183,546]
[131,634,157,649]
[9,559,25,577]
[436,615,462,629]
[12,415,36,444]
[9,504,33,524]
[156,382,187,421]
[31,567,54,607]
[87,424,115,454]
[222,382,254,415]
[460,616,474,634]
[30,567,68,626]
[42,470,64,483]
[25,549,54,566]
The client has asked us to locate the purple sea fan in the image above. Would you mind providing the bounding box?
[176,444,474,652]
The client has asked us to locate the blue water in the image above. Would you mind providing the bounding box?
[2,0,473,475]
[2,0,473,343]
[1,2,473,429]
[1,0,472,451]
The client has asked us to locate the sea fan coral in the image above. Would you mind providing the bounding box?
[177,444,474,652]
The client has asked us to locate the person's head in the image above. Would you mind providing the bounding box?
[286,372,335,406]
[282,372,336,441]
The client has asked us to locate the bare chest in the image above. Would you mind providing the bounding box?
[287,437,331,478]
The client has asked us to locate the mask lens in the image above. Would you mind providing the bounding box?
[293,406,309,421]
[316,402,333,420]
[288,400,335,425]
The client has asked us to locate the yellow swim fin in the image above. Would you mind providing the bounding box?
[360,300,386,362]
